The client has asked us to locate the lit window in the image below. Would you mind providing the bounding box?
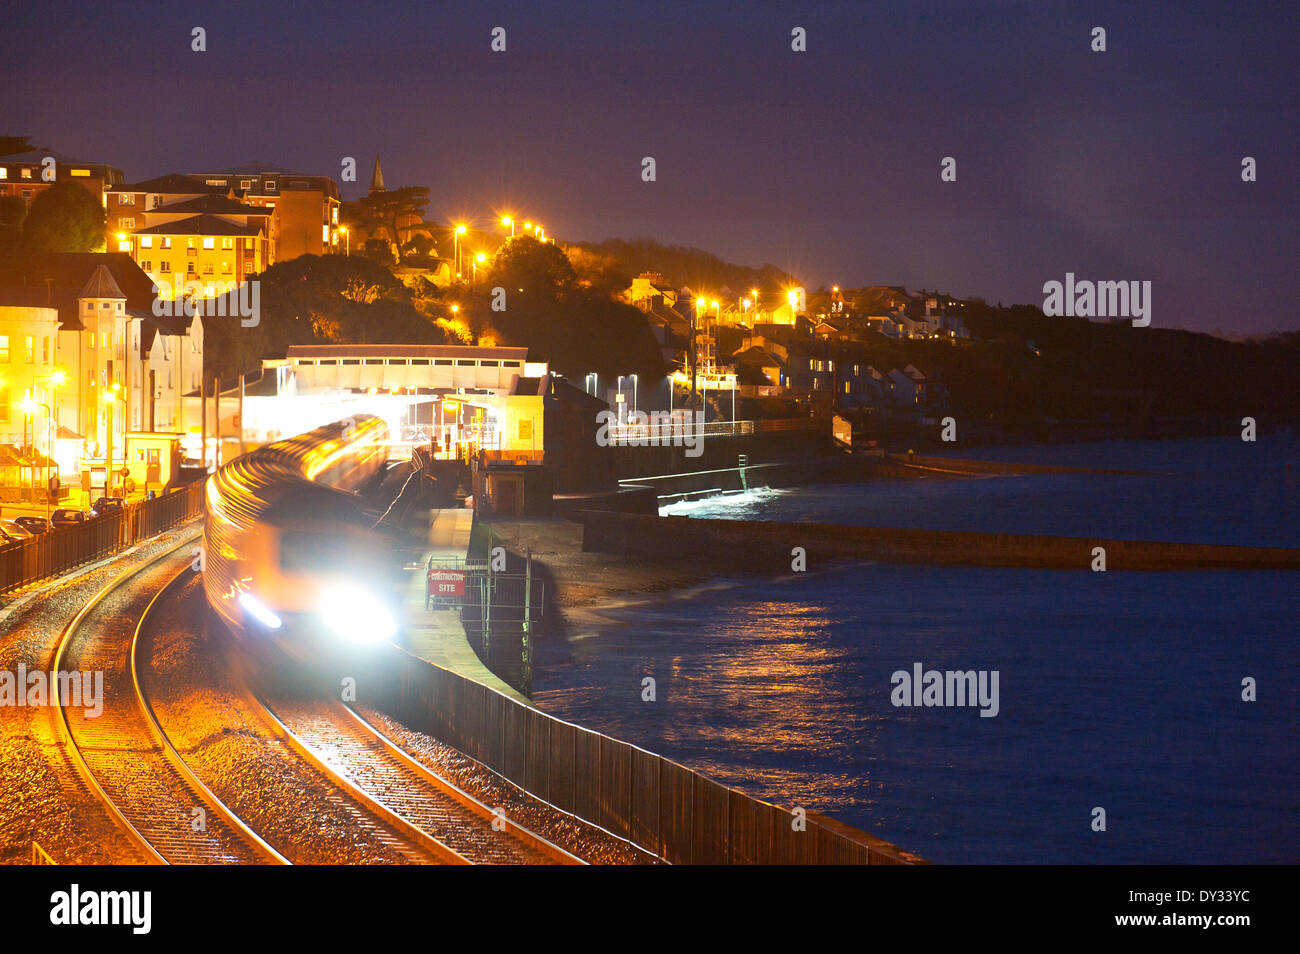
[140,235,152,248]
[70,169,90,177]
[120,217,134,229]
[161,237,172,249]
[203,237,215,250]
[0,336,9,361]
[221,237,233,249]
[119,192,135,206]
[0,168,6,179]
[21,168,32,179]
[118,241,131,252]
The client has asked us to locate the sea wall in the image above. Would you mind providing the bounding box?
[576,511,1300,572]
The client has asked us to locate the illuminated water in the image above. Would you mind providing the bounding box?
[532,434,1300,863]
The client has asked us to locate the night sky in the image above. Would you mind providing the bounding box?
[4,0,1297,334]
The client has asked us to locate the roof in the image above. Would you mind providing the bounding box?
[192,161,313,177]
[141,194,272,217]
[1,149,117,169]
[0,253,157,330]
[0,286,62,310]
[286,344,531,361]
[80,264,126,300]
[134,214,264,236]
[111,173,214,194]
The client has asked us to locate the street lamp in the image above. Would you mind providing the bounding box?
[340,227,349,255]
[500,216,514,236]
[473,251,486,283]
[453,224,466,279]
[102,385,123,498]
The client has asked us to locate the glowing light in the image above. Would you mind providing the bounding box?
[319,585,396,644]
[455,224,466,235]
[475,252,487,263]
[49,370,67,386]
[500,216,512,226]
[238,592,283,630]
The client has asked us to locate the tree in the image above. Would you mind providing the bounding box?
[22,181,105,252]
[0,136,33,157]
[486,235,577,301]
[0,196,25,251]
[359,186,430,252]
[472,237,663,379]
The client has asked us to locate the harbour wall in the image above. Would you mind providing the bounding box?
[576,511,1300,572]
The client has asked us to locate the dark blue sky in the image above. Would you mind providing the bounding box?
[4,0,1297,334]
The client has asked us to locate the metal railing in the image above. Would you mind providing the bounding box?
[0,481,205,594]
[605,420,754,443]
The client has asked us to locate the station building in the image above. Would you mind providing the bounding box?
[198,344,551,467]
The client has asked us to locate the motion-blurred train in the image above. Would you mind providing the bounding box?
[202,415,403,653]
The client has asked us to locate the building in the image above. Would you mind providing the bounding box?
[0,253,203,488]
[0,149,125,237]
[108,175,274,296]
[190,163,341,260]
[195,344,549,466]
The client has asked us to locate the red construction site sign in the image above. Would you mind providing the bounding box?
[428,568,466,597]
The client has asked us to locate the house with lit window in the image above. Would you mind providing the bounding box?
[190,164,341,260]
[0,149,124,243]
[0,292,64,454]
[0,253,203,486]
[108,175,275,295]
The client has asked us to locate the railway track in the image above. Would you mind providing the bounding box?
[51,539,285,864]
[52,541,587,864]
[254,694,584,865]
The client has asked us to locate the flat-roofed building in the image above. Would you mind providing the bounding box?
[192,344,549,466]
[191,164,341,260]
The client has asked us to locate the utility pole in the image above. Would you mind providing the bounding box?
[212,376,221,471]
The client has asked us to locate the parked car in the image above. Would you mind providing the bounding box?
[13,516,50,534]
[0,527,21,545]
[50,509,90,528]
[0,519,35,542]
[90,496,126,517]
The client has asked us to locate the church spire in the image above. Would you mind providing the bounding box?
[369,155,386,194]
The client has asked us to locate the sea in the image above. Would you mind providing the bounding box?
[531,433,1300,863]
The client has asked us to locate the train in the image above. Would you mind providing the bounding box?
[201,415,404,654]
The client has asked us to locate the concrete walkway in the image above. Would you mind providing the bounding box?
[401,508,530,705]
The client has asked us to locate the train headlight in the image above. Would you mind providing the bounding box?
[238,592,283,630]
[319,585,397,644]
